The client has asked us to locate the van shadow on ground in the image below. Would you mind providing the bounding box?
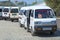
[34,29,60,37]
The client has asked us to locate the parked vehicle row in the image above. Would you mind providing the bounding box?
[19,5,57,36]
[0,6,57,36]
[0,6,19,22]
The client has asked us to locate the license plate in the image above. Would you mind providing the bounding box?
[4,13,7,14]
[43,28,52,30]
[12,14,16,15]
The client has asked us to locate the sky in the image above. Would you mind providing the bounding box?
[0,0,44,4]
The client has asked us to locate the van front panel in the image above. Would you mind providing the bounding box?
[31,9,57,32]
[10,8,19,19]
[2,8,10,17]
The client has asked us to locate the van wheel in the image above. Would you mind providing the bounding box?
[17,20,18,22]
[11,20,14,22]
[50,32,54,35]
[19,22,23,27]
[31,28,35,36]
[24,27,27,30]
[5,18,7,20]
[27,27,30,32]
[20,24,23,27]
[19,21,22,27]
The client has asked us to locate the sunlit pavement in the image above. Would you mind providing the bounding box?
[0,19,60,40]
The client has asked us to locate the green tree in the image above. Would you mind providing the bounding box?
[45,0,60,16]
[15,1,27,6]
[7,0,10,2]
[31,1,37,5]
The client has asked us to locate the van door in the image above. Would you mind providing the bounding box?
[0,9,2,17]
[19,10,23,22]
[27,10,31,31]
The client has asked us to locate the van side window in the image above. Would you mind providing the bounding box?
[25,10,29,17]
[23,10,26,16]
[30,10,34,17]
[19,10,23,15]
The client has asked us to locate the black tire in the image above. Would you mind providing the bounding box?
[5,18,7,20]
[20,24,23,27]
[27,27,30,32]
[24,26,27,30]
[31,28,35,36]
[16,19,18,22]
[50,32,54,35]
[19,21,23,27]
[11,20,14,22]
[20,24,22,27]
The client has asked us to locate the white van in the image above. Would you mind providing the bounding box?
[2,7,10,20]
[10,7,19,22]
[19,7,29,27]
[0,6,3,19]
[19,6,57,36]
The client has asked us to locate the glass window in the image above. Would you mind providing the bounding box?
[35,9,55,18]
[26,10,29,17]
[24,10,26,15]
[30,10,34,17]
[0,9,2,12]
[11,9,18,13]
[19,10,26,15]
[3,8,9,12]
[19,10,23,15]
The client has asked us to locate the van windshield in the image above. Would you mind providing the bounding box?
[35,9,55,18]
[3,8,9,12]
[11,9,18,13]
[0,9,2,12]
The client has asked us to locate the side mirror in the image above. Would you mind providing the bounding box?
[54,11,56,15]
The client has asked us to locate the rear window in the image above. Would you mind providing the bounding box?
[11,9,18,13]
[3,8,9,12]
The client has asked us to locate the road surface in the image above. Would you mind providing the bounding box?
[0,19,60,40]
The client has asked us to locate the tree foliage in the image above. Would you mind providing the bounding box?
[0,1,16,6]
[18,2,27,6]
[45,0,60,16]
[31,1,37,5]
[15,1,27,7]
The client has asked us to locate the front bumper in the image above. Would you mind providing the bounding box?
[34,25,57,32]
[2,17,10,19]
[10,18,18,20]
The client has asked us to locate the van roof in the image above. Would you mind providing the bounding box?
[21,6,51,10]
[11,7,19,9]
[3,7,10,8]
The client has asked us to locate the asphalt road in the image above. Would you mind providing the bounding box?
[0,19,60,40]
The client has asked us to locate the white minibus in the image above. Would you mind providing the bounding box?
[10,7,19,22]
[20,6,57,36]
[2,7,10,20]
[19,7,29,27]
